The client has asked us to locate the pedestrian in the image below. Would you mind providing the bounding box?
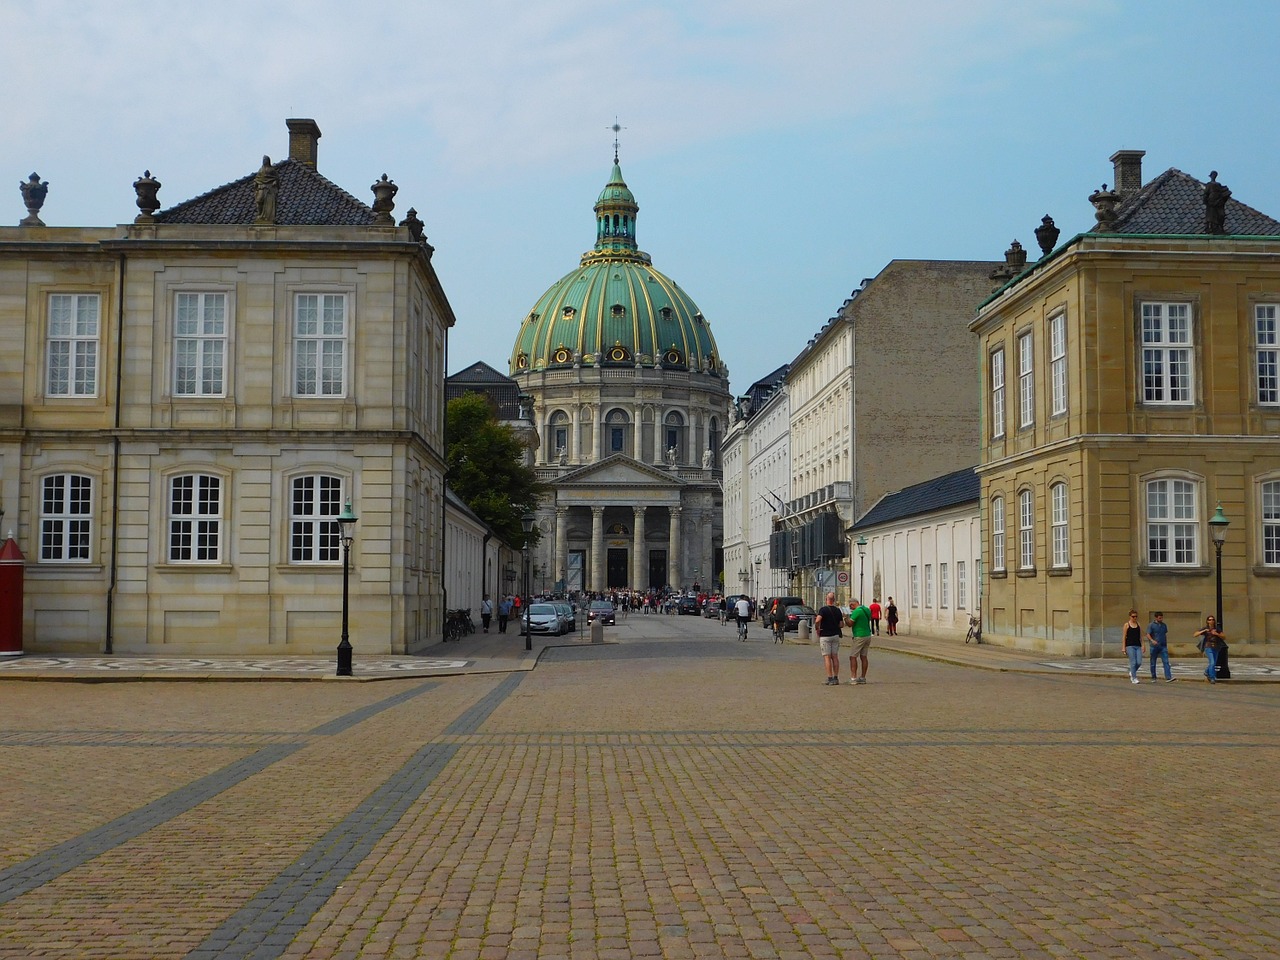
[885,597,898,636]
[815,591,844,685]
[1123,609,1143,684]
[480,594,493,633]
[734,594,752,640]
[497,595,513,633]
[1194,616,1226,683]
[847,598,872,683]
[1146,611,1173,682]
[869,598,881,635]
[720,595,728,625]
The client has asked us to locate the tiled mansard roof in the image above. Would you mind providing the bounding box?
[1107,168,1280,236]
[156,158,377,226]
[854,467,979,530]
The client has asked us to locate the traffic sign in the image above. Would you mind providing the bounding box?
[836,570,850,585]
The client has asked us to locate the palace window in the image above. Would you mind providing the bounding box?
[992,496,1006,571]
[290,475,343,563]
[1146,477,1198,566]
[1018,332,1034,429]
[939,562,949,608]
[924,564,933,607]
[910,565,920,607]
[1051,481,1069,568]
[990,348,1006,439]
[1141,302,1193,404]
[294,293,347,397]
[174,292,227,396]
[1049,312,1067,417]
[47,294,100,397]
[40,474,92,562]
[1019,489,1035,570]
[1262,479,1280,566]
[169,474,223,562]
[1258,305,1279,405]
[957,561,967,609]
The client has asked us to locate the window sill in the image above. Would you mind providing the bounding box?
[29,563,104,577]
[1252,565,1280,577]
[1015,567,1038,578]
[1048,565,1073,577]
[153,563,234,573]
[990,569,1008,579]
[1136,564,1210,578]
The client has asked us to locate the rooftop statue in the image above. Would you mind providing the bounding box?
[253,156,279,225]
[19,172,48,227]
[1203,171,1231,235]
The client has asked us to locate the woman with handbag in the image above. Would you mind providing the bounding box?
[1194,616,1226,683]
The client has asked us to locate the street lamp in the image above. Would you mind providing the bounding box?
[1209,502,1229,633]
[856,535,867,603]
[335,499,359,677]
[521,512,536,651]
[753,557,762,598]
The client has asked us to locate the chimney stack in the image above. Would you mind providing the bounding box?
[286,118,322,168]
[1110,149,1145,199]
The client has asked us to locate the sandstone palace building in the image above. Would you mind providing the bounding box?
[1,120,454,655]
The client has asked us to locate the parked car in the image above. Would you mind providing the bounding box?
[702,597,722,618]
[762,596,805,622]
[783,604,816,632]
[553,600,576,631]
[524,603,566,635]
[676,595,700,615]
[588,600,616,625]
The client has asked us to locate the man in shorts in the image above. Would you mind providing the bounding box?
[847,598,872,684]
[735,595,752,639]
[815,591,844,685]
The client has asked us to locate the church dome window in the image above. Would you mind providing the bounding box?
[516,352,529,369]
[562,306,576,319]
[611,303,626,318]
[607,342,631,363]
[552,346,573,365]
[660,306,673,321]
[664,346,683,366]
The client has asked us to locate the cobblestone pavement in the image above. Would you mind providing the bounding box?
[2,613,1279,958]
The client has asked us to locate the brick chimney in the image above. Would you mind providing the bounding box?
[286,118,322,168]
[1110,149,1145,199]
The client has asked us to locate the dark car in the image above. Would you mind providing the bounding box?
[762,596,805,621]
[677,595,700,615]
[783,604,816,632]
[588,600,616,625]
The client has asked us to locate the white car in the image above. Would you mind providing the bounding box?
[524,603,565,635]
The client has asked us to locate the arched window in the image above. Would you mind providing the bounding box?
[606,408,631,456]
[548,410,570,461]
[991,496,1006,572]
[1018,489,1035,570]
[1050,482,1069,568]
[40,473,93,562]
[1262,479,1280,566]
[1145,476,1199,566]
[664,411,684,459]
[708,418,720,468]
[290,474,343,563]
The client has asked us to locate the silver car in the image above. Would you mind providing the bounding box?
[524,603,565,635]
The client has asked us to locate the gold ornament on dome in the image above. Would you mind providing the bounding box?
[609,345,630,362]
[553,346,572,364]
[516,353,529,369]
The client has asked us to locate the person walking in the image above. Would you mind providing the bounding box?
[1146,611,1173,682]
[1122,609,1143,684]
[869,598,882,636]
[885,597,898,636]
[1195,616,1226,683]
[497,595,513,633]
[815,591,844,685]
[480,594,493,633]
[847,598,872,684]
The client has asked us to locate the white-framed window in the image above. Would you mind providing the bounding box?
[294,293,348,397]
[47,293,100,397]
[39,474,92,562]
[169,474,222,562]
[174,292,227,396]
[924,564,933,607]
[992,496,1006,571]
[1018,332,1034,428]
[1019,489,1035,570]
[939,562,949,608]
[290,475,343,563]
[957,560,967,609]
[1049,313,1067,416]
[910,565,920,607]
[1146,477,1198,566]
[1257,305,1278,405]
[1050,482,1069,568]
[1261,480,1280,566]
[1141,302,1192,404]
[990,348,1006,439]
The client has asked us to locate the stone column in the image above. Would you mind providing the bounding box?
[555,506,569,588]
[591,506,605,592]
[701,510,713,590]
[668,505,682,589]
[632,506,646,590]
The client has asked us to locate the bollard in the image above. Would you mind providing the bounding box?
[798,618,811,641]
[591,620,605,644]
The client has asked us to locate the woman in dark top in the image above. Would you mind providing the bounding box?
[1195,615,1226,683]
[1123,609,1143,684]
[885,597,899,636]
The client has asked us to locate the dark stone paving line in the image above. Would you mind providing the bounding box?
[186,673,525,960]
[0,681,438,908]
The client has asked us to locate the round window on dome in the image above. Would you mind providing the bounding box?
[665,349,683,365]
[608,345,630,363]
[516,353,529,369]
[553,347,572,364]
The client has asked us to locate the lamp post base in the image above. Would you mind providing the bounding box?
[336,641,353,677]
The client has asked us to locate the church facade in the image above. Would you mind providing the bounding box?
[508,158,730,593]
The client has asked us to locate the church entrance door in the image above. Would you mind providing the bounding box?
[648,550,667,591]
[607,549,628,589]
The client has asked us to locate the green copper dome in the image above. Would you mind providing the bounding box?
[510,161,721,375]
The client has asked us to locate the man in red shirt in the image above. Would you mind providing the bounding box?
[869,598,882,635]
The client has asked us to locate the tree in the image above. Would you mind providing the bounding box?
[445,393,546,547]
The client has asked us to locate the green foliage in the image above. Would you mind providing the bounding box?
[445,393,546,547]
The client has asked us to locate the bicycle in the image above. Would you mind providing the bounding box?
[965,613,982,644]
[737,616,749,641]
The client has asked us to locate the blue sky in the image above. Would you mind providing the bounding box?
[4,0,1278,392]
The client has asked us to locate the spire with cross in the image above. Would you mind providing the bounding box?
[610,119,626,163]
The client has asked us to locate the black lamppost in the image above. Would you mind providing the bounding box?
[521,512,536,651]
[753,557,762,599]
[1209,502,1230,633]
[856,534,868,602]
[335,499,359,677]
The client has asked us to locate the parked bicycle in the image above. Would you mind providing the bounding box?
[444,608,475,642]
[965,613,982,644]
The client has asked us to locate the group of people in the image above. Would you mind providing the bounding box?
[479,594,519,633]
[815,592,876,686]
[1122,609,1227,684]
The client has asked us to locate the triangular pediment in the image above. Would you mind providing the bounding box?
[555,454,682,487]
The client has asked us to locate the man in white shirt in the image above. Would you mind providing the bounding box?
[735,596,752,640]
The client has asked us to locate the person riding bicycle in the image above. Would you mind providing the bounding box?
[767,598,787,643]
[735,596,752,640]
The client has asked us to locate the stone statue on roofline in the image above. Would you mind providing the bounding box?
[19,172,48,226]
[1203,171,1231,235]
[253,156,279,224]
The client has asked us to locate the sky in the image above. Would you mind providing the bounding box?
[4,0,1279,393]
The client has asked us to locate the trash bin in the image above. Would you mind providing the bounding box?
[798,618,811,641]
